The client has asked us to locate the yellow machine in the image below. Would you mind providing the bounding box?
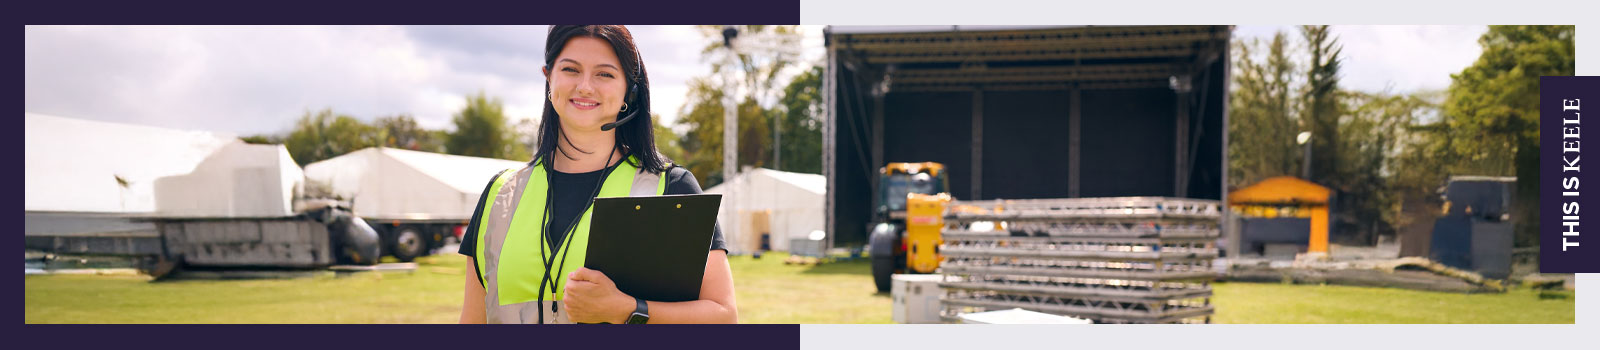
[904,193,950,274]
[869,162,951,292]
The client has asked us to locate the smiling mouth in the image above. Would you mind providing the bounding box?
[570,99,599,110]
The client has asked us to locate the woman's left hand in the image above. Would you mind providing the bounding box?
[563,267,635,324]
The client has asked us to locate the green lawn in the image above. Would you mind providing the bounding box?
[25,255,467,324]
[24,252,1573,324]
[23,252,891,324]
[1210,281,1575,323]
[728,253,891,324]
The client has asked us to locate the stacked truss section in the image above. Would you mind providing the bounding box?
[938,197,1222,324]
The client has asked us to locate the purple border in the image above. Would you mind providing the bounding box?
[1540,76,1600,273]
[17,0,801,24]
[16,1,803,347]
[21,324,800,349]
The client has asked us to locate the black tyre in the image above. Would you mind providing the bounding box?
[391,227,427,263]
[868,223,902,293]
[872,255,895,293]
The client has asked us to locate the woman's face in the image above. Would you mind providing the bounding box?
[546,36,629,132]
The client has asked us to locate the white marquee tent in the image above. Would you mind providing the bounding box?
[153,142,304,217]
[25,113,240,213]
[303,147,527,221]
[704,168,826,254]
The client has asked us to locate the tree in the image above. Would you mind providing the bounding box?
[697,25,803,106]
[1228,26,1426,245]
[1301,25,1345,187]
[1227,25,1571,248]
[512,117,540,157]
[283,108,382,166]
[373,114,443,152]
[652,114,686,165]
[1297,25,1403,245]
[445,92,530,161]
[1340,90,1438,244]
[675,78,775,188]
[1443,25,1575,247]
[1228,32,1301,188]
[736,98,774,172]
[240,134,281,145]
[676,26,806,188]
[776,65,824,174]
[676,78,725,186]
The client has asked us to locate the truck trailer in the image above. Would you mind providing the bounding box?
[303,147,527,262]
[25,139,381,277]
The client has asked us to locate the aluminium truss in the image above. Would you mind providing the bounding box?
[938,197,1222,324]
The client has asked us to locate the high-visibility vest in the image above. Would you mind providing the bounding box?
[475,157,667,324]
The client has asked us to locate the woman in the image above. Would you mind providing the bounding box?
[457,25,736,324]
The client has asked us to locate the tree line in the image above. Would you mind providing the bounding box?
[1228,25,1573,247]
[242,92,530,166]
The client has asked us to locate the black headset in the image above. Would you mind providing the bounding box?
[601,46,645,132]
[599,74,641,131]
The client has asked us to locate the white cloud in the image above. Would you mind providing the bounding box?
[25,25,819,137]
[632,25,714,128]
[27,26,455,134]
[1333,25,1485,93]
[1231,25,1486,94]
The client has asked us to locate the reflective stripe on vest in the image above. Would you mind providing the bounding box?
[476,159,665,324]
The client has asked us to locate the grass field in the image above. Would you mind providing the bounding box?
[1210,281,1575,323]
[25,255,468,324]
[24,252,1573,324]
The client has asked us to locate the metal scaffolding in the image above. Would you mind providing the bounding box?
[938,196,1222,324]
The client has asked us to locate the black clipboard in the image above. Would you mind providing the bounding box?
[585,194,722,302]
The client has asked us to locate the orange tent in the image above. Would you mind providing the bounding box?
[1229,176,1332,253]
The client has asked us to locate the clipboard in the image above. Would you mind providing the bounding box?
[585,194,722,302]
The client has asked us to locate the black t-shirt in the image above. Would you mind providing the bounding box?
[457,162,726,285]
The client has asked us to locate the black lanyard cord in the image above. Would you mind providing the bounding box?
[535,144,619,323]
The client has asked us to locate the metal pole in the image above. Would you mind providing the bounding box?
[774,111,781,171]
[725,82,738,188]
[1302,139,1312,180]
[721,31,740,254]
[823,34,835,251]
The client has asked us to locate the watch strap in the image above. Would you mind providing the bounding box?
[625,297,649,324]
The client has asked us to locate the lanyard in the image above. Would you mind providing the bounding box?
[534,147,618,323]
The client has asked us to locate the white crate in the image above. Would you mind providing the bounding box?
[891,274,945,324]
[959,308,1093,324]
[789,238,826,257]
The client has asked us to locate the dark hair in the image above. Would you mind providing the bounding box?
[536,25,669,174]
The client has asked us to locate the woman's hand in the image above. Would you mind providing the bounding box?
[562,267,636,324]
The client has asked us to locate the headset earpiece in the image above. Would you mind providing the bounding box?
[627,83,639,106]
[600,56,646,132]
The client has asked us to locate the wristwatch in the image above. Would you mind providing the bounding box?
[625,296,649,324]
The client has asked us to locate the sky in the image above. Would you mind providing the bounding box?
[26,25,1483,136]
[24,25,827,135]
[1232,25,1487,93]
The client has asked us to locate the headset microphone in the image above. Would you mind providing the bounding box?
[600,113,635,131]
[600,83,640,131]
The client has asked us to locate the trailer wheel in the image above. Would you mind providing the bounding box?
[391,227,427,263]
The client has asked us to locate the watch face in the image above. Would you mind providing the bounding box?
[627,312,649,324]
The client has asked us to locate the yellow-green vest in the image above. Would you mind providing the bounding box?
[475,158,666,324]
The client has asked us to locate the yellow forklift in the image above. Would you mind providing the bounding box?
[869,162,952,292]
